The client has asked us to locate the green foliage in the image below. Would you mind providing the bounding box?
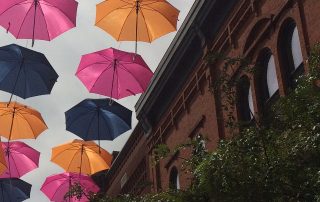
[194,43,320,201]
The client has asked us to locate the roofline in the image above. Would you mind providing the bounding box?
[135,0,207,115]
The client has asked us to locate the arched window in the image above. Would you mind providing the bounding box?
[169,167,180,190]
[237,76,254,122]
[256,49,279,109]
[278,19,304,89]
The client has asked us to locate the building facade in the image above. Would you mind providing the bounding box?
[104,0,320,196]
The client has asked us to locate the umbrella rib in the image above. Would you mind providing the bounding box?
[40,1,75,25]
[95,53,114,63]
[95,4,132,25]
[84,147,106,172]
[23,65,27,98]
[9,154,22,177]
[99,112,118,139]
[139,10,151,42]
[51,145,80,162]
[37,3,50,40]
[142,5,178,28]
[16,113,39,138]
[116,7,136,41]
[65,149,81,172]
[26,64,52,92]
[140,1,161,6]
[90,63,113,90]
[0,2,31,16]
[118,0,131,4]
[66,109,96,131]
[50,179,69,200]
[98,112,114,140]
[78,61,111,73]
[118,63,145,91]
[16,2,35,38]
[84,112,97,140]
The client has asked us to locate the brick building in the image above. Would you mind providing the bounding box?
[103,0,320,196]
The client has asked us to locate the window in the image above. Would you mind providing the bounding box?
[266,55,279,97]
[291,26,304,69]
[256,49,279,109]
[278,19,304,89]
[237,76,254,122]
[169,167,180,190]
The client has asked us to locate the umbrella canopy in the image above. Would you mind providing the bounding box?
[51,140,112,175]
[0,44,58,100]
[0,141,40,178]
[0,178,32,202]
[0,146,6,176]
[95,0,179,43]
[76,47,153,99]
[65,98,132,141]
[0,102,47,140]
[41,172,99,202]
[0,0,78,46]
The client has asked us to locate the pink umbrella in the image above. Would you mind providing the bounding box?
[41,172,99,202]
[0,141,40,178]
[76,48,153,100]
[0,0,78,46]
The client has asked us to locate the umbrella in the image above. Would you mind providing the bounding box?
[0,44,58,101]
[0,141,40,178]
[0,178,32,202]
[95,0,180,53]
[76,47,153,99]
[0,146,6,176]
[0,0,78,46]
[65,98,132,142]
[51,139,112,175]
[41,172,99,202]
[0,102,47,140]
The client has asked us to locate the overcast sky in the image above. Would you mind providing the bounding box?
[0,0,193,201]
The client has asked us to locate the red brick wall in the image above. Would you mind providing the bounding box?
[148,0,320,192]
[106,0,320,195]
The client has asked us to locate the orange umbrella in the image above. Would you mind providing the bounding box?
[95,0,180,52]
[51,139,112,175]
[0,102,47,140]
[0,144,7,175]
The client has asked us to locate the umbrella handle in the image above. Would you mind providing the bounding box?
[32,0,38,47]
[6,22,10,33]
[108,98,114,106]
[135,0,139,55]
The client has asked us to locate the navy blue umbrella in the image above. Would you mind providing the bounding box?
[0,44,58,101]
[0,178,31,202]
[65,98,132,141]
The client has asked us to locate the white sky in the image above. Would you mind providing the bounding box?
[0,0,194,201]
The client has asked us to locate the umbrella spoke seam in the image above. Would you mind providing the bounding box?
[39,2,75,30]
[37,3,51,40]
[142,5,178,28]
[118,63,145,91]
[116,7,136,41]
[139,10,151,42]
[95,4,132,25]
[0,1,31,16]
[16,1,35,38]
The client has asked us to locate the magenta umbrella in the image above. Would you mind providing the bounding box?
[0,141,40,178]
[0,0,78,46]
[76,48,154,100]
[41,172,99,202]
